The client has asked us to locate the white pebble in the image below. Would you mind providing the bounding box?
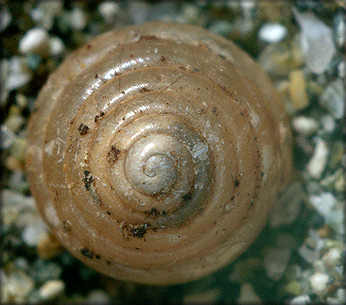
[30,1,63,30]
[87,290,111,303]
[322,248,341,267]
[321,115,336,132]
[309,192,336,216]
[290,295,310,305]
[292,116,318,136]
[98,2,120,23]
[7,271,34,300]
[19,28,50,56]
[320,79,344,120]
[0,7,11,32]
[259,23,287,43]
[293,9,336,74]
[0,125,15,149]
[310,272,329,294]
[49,37,65,56]
[6,57,33,90]
[22,223,47,246]
[336,289,346,302]
[70,7,87,31]
[39,280,65,300]
[306,138,328,179]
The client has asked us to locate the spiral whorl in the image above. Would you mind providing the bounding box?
[26,22,292,285]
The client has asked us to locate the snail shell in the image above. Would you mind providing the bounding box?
[26,22,292,285]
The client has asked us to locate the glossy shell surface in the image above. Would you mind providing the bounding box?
[26,22,292,285]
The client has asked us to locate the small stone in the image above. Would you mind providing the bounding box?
[9,136,26,162]
[289,69,309,111]
[285,265,303,281]
[31,1,63,30]
[326,297,344,305]
[6,57,33,91]
[276,234,298,249]
[309,272,329,295]
[70,7,88,31]
[22,223,48,247]
[1,271,9,303]
[229,258,262,283]
[306,138,328,179]
[49,37,65,57]
[0,60,9,105]
[309,192,336,216]
[149,2,178,22]
[292,116,318,136]
[258,23,287,43]
[19,28,50,57]
[14,258,29,271]
[209,20,232,36]
[325,210,344,235]
[0,125,15,149]
[87,290,111,303]
[336,289,346,302]
[295,136,314,156]
[328,141,343,169]
[39,280,65,300]
[318,225,331,238]
[320,79,344,120]
[98,2,120,24]
[240,0,257,18]
[30,260,62,283]
[290,295,310,305]
[284,280,303,296]
[298,244,319,264]
[0,189,34,227]
[5,155,24,171]
[25,54,42,70]
[0,7,11,32]
[129,1,150,24]
[293,9,336,74]
[333,11,345,49]
[181,4,200,23]
[7,271,35,300]
[184,289,221,304]
[337,61,345,78]
[3,114,25,133]
[8,170,29,193]
[320,169,343,189]
[313,259,326,273]
[269,182,304,227]
[334,173,344,193]
[322,248,341,267]
[321,115,336,133]
[37,232,63,259]
[258,43,303,77]
[238,283,262,303]
[264,248,291,280]
[16,93,27,109]
[1,189,35,210]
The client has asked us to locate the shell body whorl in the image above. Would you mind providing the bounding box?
[26,22,292,285]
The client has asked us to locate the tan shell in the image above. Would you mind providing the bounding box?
[26,22,292,285]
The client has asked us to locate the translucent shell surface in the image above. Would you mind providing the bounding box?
[26,22,292,285]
